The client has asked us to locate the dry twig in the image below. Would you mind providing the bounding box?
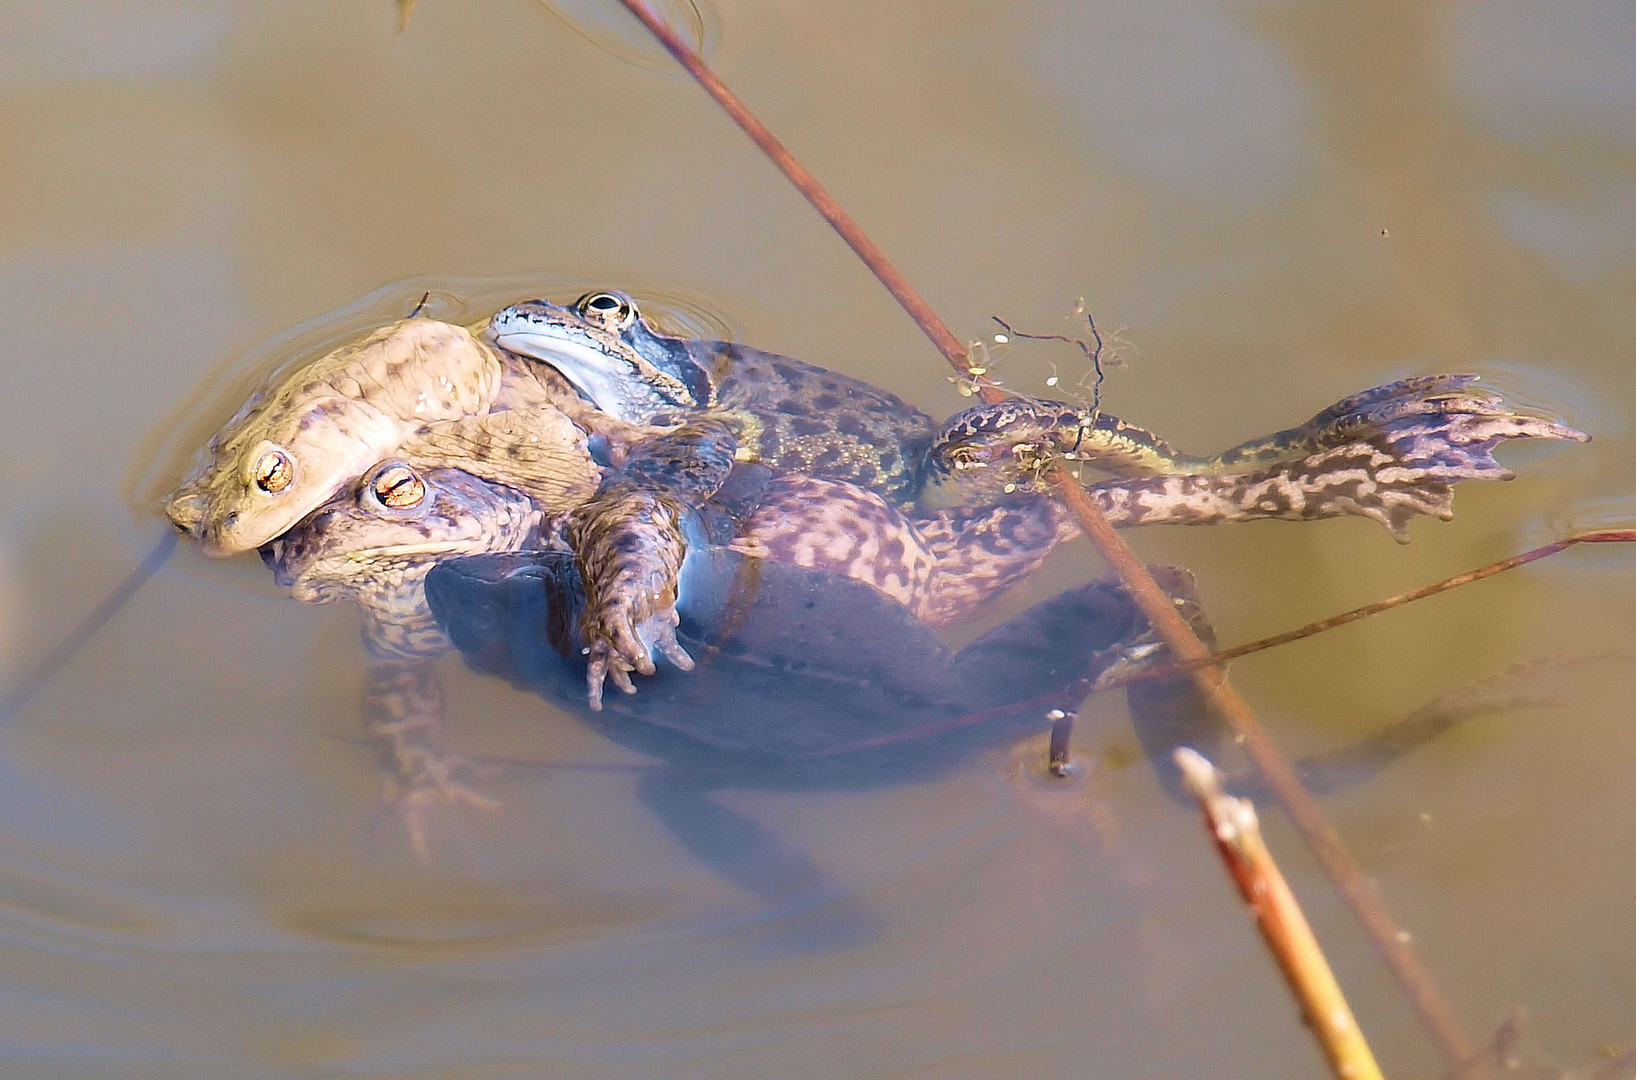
[1177,749,1385,1080]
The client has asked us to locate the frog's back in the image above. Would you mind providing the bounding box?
[685,339,938,501]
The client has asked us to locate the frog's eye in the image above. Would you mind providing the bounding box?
[252,449,294,494]
[369,463,427,509]
[575,291,638,331]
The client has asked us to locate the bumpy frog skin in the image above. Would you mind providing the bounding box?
[164,318,630,557]
[235,360,1588,862]
[261,381,1581,854]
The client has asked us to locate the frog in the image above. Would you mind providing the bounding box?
[163,316,649,556]
[262,393,1583,854]
[532,394,1585,705]
[267,443,1213,867]
[487,290,1582,511]
[176,308,1584,707]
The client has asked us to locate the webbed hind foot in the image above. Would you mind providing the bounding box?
[1092,394,1587,540]
[385,759,502,864]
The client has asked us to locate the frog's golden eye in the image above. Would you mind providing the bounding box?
[370,464,426,509]
[576,291,637,331]
[252,449,294,494]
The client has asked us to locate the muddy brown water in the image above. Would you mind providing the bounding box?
[1,2,1633,1076]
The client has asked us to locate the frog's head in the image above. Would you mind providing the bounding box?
[260,461,542,606]
[163,320,503,557]
[488,292,713,424]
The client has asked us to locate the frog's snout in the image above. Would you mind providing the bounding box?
[163,485,206,536]
[163,487,240,557]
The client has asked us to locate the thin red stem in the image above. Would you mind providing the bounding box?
[614,1,1483,1070]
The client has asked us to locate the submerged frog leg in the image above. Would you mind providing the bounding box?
[728,476,937,614]
[363,653,499,862]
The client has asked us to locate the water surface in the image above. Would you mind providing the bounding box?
[1,1,1633,1076]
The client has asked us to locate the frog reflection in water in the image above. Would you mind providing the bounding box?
[264,400,1581,857]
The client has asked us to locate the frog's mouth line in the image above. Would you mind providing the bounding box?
[493,328,631,416]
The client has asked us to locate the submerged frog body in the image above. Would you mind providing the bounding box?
[263,378,1584,851]
[181,300,1586,713]
[258,453,1537,877]
[260,445,1223,868]
[164,317,642,556]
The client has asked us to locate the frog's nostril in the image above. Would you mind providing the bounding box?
[164,488,203,525]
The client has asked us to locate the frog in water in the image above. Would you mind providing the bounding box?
[263,445,1206,862]
[172,311,1585,700]
[264,433,1552,864]
[524,395,1585,704]
[163,317,646,556]
[488,290,1578,511]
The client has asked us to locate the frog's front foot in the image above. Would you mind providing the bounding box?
[582,601,695,710]
[383,753,502,864]
[567,488,695,708]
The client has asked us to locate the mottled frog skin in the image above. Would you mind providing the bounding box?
[190,308,1586,711]
[488,293,1586,513]
[261,448,1552,864]
[533,385,1586,702]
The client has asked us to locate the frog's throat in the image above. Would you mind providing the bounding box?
[493,326,692,423]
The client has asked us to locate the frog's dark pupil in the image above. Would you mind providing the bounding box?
[256,452,292,493]
[374,467,423,508]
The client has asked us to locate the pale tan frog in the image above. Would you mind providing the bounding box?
[163,317,644,556]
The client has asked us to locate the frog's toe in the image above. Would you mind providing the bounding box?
[384,758,502,863]
[585,647,641,712]
[651,627,695,672]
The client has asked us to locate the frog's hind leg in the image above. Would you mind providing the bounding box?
[728,476,938,615]
[910,496,1080,625]
[363,652,500,863]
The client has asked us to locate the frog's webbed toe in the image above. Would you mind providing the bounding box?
[1091,390,1588,540]
[385,759,502,865]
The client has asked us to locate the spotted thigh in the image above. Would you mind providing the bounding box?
[729,476,937,615]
